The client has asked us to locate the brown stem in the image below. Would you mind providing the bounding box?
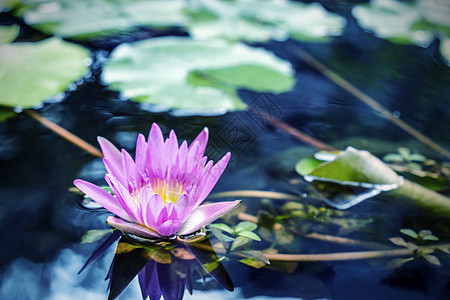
[295,49,450,159]
[210,190,302,201]
[257,111,336,151]
[188,240,450,262]
[25,110,103,158]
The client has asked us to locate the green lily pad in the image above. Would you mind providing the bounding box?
[0,25,19,45]
[14,0,187,39]
[188,0,346,42]
[102,37,294,115]
[0,37,90,108]
[0,106,16,122]
[353,0,450,65]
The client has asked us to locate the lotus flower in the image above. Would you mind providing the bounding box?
[74,123,240,238]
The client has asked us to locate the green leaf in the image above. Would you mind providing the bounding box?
[389,237,408,247]
[81,229,113,243]
[230,236,251,251]
[237,231,261,241]
[187,0,346,43]
[234,221,257,234]
[400,228,418,239]
[239,257,266,269]
[295,157,323,175]
[385,257,414,269]
[239,250,270,265]
[418,229,439,241]
[423,254,441,266]
[0,25,19,45]
[17,0,187,40]
[102,37,294,115]
[209,223,234,234]
[0,37,90,108]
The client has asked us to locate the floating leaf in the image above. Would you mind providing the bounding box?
[352,0,434,46]
[188,0,346,42]
[295,157,323,176]
[400,228,418,239]
[0,25,19,45]
[0,37,90,109]
[353,0,450,65]
[297,147,450,213]
[102,37,294,115]
[81,229,114,244]
[15,0,187,39]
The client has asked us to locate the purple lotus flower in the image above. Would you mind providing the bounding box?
[74,123,240,238]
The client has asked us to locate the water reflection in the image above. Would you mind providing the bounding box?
[80,231,233,300]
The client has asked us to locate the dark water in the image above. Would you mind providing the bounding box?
[1,2,450,300]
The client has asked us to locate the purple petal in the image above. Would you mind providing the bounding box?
[121,149,139,191]
[103,157,126,187]
[107,216,160,238]
[97,137,121,163]
[74,179,132,222]
[135,134,148,177]
[174,194,195,223]
[158,219,183,237]
[197,152,231,206]
[189,127,208,158]
[106,175,142,224]
[178,200,241,236]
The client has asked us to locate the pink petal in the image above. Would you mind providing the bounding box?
[189,127,208,158]
[178,200,241,236]
[135,134,148,176]
[73,179,132,222]
[196,152,231,206]
[106,216,160,238]
[106,175,142,224]
[174,194,195,223]
[97,137,121,163]
[157,219,183,237]
[121,149,139,191]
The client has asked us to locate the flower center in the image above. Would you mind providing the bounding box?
[150,178,186,204]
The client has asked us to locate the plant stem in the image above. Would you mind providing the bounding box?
[255,111,335,151]
[25,110,103,158]
[187,240,450,262]
[294,49,450,159]
[210,190,302,201]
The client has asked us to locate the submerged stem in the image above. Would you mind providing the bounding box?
[294,49,450,159]
[25,110,103,158]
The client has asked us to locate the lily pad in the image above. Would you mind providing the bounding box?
[0,37,90,109]
[353,0,450,64]
[297,147,450,214]
[102,37,294,115]
[14,0,187,39]
[188,0,346,42]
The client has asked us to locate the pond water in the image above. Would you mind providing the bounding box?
[1,1,450,300]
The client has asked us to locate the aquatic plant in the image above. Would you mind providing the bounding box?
[74,123,240,238]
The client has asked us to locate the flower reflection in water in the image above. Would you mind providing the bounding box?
[80,230,233,300]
